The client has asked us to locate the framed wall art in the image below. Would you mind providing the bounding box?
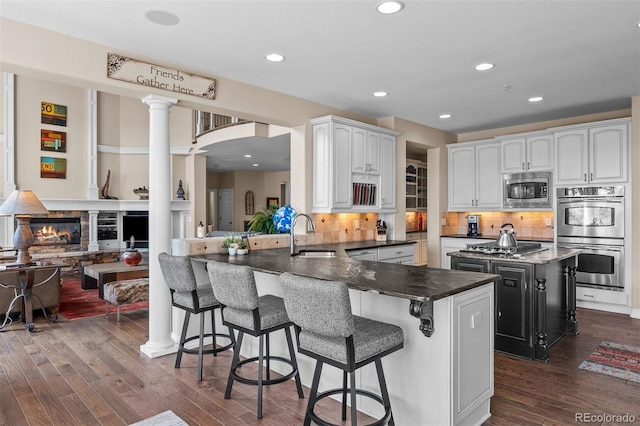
[40,156,67,179]
[40,129,66,152]
[267,197,279,208]
[41,102,67,126]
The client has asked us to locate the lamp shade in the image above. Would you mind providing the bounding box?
[0,190,49,216]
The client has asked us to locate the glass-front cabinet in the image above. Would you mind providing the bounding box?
[406,160,427,211]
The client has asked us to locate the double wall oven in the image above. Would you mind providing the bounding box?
[556,186,625,291]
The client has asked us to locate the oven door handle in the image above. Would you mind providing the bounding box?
[558,198,623,204]
[559,244,623,252]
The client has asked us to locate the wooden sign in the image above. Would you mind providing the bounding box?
[40,157,67,179]
[41,102,67,126]
[107,53,216,100]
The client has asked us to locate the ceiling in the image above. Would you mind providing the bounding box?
[2,1,639,170]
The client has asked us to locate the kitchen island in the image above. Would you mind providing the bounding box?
[449,248,581,362]
[181,241,501,426]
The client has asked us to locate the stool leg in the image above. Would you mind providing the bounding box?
[265,332,271,381]
[304,360,323,426]
[284,326,304,398]
[105,302,108,316]
[350,370,357,426]
[198,311,205,381]
[257,334,264,419]
[376,358,395,426]
[342,370,348,420]
[176,312,190,368]
[116,306,120,322]
[226,330,244,399]
[210,309,217,356]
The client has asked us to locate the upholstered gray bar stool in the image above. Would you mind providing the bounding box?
[158,253,234,382]
[206,260,304,419]
[280,272,404,426]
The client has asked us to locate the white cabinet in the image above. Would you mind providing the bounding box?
[352,128,380,174]
[346,244,415,265]
[311,115,399,213]
[377,244,415,265]
[97,211,119,249]
[346,248,378,261]
[448,141,501,211]
[500,132,553,173]
[406,160,427,211]
[554,119,629,185]
[441,238,473,269]
[407,232,428,265]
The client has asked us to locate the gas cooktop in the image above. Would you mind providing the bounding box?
[461,241,547,256]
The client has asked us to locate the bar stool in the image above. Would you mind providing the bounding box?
[206,260,304,419]
[280,272,404,426]
[158,253,234,382]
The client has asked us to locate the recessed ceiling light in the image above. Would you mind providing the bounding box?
[475,63,494,71]
[376,1,404,14]
[244,154,252,158]
[144,10,180,26]
[439,114,452,119]
[265,53,285,62]
[373,91,388,97]
[529,96,544,102]
[252,163,259,167]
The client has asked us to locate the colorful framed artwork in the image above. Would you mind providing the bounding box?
[40,156,67,179]
[267,197,279,208]
[41,102,67,126]
[40,129,67,152]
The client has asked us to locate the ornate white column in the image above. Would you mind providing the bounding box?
[87,89,99,200]
[140,94,179,358]
[1,72,17,249]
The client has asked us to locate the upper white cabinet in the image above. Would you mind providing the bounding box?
[352,128,380,174]
[311,115,399,213]
[448,141,501,211]
[500,132,553,173]
[554,119,629,185]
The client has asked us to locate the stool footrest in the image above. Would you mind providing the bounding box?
[310,388,392,426]
[180,332,234,355]
[232,355,299,386]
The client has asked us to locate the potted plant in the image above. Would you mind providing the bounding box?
[236,240,248,255]
[248,203,280,234]
[221,235,236,254]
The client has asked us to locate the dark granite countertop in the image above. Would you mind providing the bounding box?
[191,243,500,302]
[448,247,581,265]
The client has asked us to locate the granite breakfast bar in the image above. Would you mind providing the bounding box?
[177,240,501,426]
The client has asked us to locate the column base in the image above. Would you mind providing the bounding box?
[140,340,179,358]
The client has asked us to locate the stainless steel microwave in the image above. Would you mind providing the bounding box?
[503,172,553,209]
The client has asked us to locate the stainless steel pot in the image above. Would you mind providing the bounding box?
[497,223,517,247]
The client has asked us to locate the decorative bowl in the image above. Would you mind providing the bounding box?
[133,187,149,200]
[122,249,143,266]
[272,205,297,233]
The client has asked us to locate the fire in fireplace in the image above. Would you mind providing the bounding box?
[29,217,81,246]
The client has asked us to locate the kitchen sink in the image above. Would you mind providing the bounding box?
[292,249,337,258]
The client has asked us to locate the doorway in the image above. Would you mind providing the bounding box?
[219,189,234,231]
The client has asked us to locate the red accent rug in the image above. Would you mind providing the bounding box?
[578,342,640,383]
[59,279,148,320]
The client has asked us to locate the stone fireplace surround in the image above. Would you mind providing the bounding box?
[0,199,191,275]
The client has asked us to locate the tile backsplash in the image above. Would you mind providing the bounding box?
[441,211,554,240]
[295,213,380,246]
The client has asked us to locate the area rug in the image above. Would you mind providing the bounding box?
[59,279,148,320]
[578,342,640,383]
[129,410,188,426]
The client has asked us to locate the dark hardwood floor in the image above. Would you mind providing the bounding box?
[1,306,638,425]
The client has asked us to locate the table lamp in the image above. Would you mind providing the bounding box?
[0,190,49,264]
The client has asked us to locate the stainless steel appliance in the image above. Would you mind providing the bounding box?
[503,171,552,209]
[556,186,625,291]
[467,214,481,237]
[461,241,547,256]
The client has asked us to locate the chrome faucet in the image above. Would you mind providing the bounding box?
[290,213,315,255]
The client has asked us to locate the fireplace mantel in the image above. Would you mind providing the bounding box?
[35,198,191,212]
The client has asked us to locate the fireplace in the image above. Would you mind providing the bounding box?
[29,217,81,246]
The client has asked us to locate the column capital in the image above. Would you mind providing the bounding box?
[141,94,178,109]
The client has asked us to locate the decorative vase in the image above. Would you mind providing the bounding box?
[122,249,143,266]
[133,187,149,200]
[237,248,248,255]
[228,247,237,256]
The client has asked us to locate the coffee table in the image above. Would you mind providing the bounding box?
[83,262,149,299]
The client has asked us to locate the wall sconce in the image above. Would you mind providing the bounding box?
[0,190,49,264]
